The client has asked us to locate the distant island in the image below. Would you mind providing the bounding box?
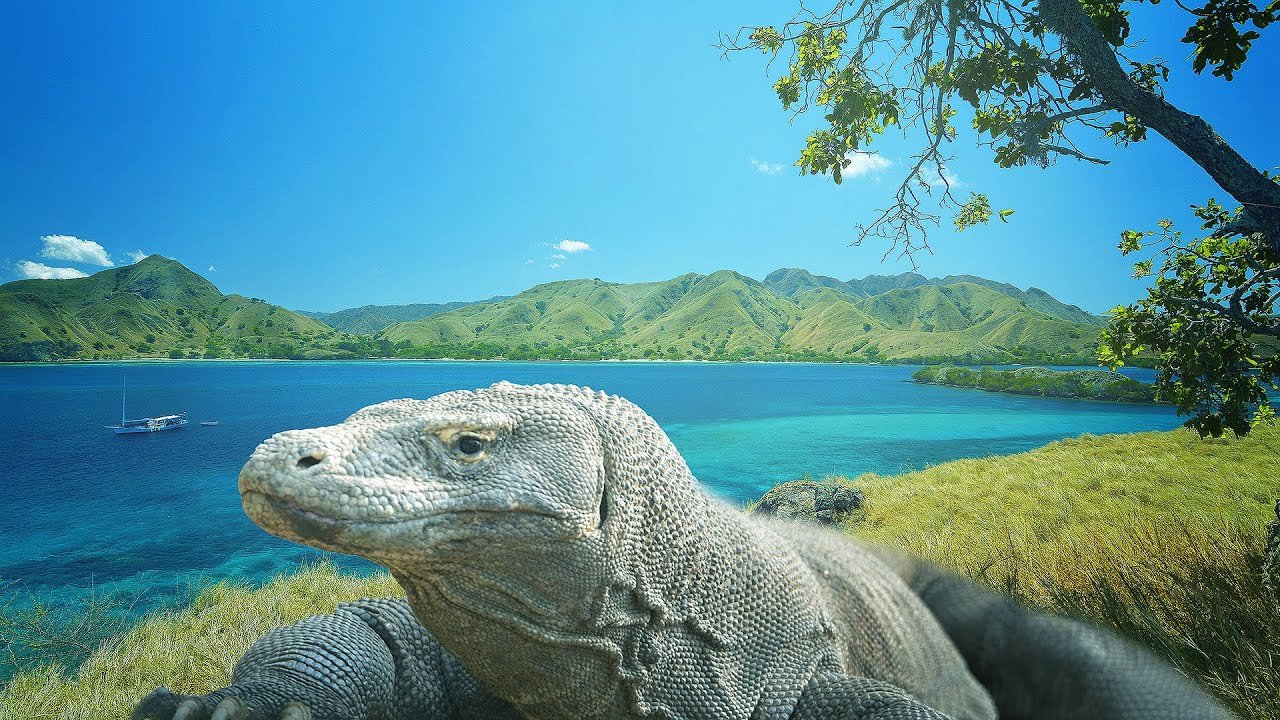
[0,256,1110,364]
[912,365,1161,403]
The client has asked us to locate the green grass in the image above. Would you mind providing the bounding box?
[829,425,1280,718]
[5,428,1274,718]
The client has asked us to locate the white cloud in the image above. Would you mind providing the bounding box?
[548,262,561,270]
[125,250,149,264]
[550,253,566,260]
[838,153,893,179]
[207,265,217,273]
[552,239,591,254]
[524,259,534,265]
[750,158,785,175]
[40,235,113,267]
[17,260,89,279]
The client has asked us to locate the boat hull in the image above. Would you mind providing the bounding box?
[113,423,186,434]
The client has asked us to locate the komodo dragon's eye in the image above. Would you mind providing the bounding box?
[457,435,486,456]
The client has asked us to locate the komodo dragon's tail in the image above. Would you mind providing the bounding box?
[869,548,1237,720]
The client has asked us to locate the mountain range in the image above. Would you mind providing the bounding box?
[0,257,1104,364]
[377,267,1103,363]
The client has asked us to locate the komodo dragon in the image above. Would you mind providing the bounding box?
[133,382,1233,720]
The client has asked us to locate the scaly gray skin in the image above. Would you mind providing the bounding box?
[133,382,1234,720]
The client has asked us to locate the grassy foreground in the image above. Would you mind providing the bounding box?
[0,567,401,720]
[836,425,1280,719]
[1,427,1276,719]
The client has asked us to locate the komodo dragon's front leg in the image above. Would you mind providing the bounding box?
[132,598,520,720]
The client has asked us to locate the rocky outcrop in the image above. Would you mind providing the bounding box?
[752,480,865,525]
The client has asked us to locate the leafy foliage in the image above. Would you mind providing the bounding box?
[1101,201,1279,436]
[1181,0,1280,79]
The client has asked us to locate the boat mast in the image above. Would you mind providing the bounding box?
[122,373,127,424]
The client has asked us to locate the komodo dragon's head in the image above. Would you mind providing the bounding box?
[237,381,651,562]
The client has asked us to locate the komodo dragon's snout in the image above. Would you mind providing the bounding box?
[238,388,609,559]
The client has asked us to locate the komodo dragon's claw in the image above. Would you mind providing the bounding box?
[279,703,312,720]
[171,699,200,720]
[133,685,319,720]
[209,696,249,720]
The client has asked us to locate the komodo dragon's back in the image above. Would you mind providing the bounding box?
[132,382,1236,720]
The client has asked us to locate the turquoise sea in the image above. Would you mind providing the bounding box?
[0,360,1180,617]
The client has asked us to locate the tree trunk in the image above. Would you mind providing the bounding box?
[1038,0,1280,255]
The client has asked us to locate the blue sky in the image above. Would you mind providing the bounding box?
[0,2,1275,313]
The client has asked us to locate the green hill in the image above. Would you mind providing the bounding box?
[0,256,360,361]
[300,296,510,334]
[383,269,1104,363]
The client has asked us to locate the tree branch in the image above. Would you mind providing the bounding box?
[1179,298,1280,338]
[1037,0,1280,255]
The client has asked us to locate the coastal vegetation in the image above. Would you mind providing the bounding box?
[0,256,1107,365]
[912,365,1160,403]
[3,427,1276,718]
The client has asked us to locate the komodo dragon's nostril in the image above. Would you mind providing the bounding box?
[296,450,325,469]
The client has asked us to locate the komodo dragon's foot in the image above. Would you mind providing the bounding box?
[132,686,320,720]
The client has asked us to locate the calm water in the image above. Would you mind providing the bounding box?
[0,361,1179,612]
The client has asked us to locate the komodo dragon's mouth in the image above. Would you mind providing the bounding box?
[242,489,582,548]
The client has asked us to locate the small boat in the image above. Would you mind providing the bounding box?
[200,420,219,427]
[107,374,188,434]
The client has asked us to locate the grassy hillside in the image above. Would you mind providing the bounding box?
[300,300,501,334]
[913,365,1161,402]
[0,257,365,361]
[382,271,1104,363]
[763,269,1103,327]
[828,426,1280,719]
[1,427,1274,718]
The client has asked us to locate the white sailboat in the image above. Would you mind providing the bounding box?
[107,374,187,434]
